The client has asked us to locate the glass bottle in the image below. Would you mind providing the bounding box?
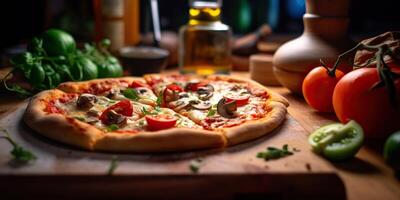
[179,0,232,75]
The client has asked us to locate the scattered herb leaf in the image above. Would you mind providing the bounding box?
[74,116,85,121]
[0,129,37,163]
[156,91,163,107]
[189,158,203,173]
[106,124,119,132]
[256,144,296,161]
[206,104,217,117]
[123,88,139,101]
[107,155,118,175]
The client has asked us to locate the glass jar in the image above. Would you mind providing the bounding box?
[179,0,232,75]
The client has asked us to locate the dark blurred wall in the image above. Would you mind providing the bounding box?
[1,0,400,51]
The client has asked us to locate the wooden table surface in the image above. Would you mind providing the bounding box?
[0,68,399,200]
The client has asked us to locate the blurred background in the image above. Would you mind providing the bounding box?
[0,0,399,67]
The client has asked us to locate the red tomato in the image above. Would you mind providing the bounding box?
[130,80,150,89]
[224,94,250,107]
[302,67,345,112]
[162,84,184,106]
[145,115,177,131]
[100,100,133,123]
[185,81,207,91]
[333,68,400,139]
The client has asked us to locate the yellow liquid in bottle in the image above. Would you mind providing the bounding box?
[179,3,232,75]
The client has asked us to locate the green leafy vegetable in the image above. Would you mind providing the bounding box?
[206,105,217,117]
[106,124,119,132]
[189,158,203,173]
[156,91,163,107]
[107,155,118,175]
[0,129,37,163]
[1,29,122,97]
[74,116,85,121]
[123,88,139,101]
[141,107,161,116]
[256,144,296,161]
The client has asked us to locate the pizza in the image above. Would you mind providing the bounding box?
[23,74,289,152]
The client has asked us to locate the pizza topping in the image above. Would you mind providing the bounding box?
[77,93,98,110]
[185,80,205,91]
[197,84,214,100]
[145,114,177,131]
[191,100,212,110]
[178,92,189,98]
[130,80,150,88]
[173,100,191,111]
[224,93,250,107]
[163,83,184,103]
[122,88,139,101]
[217,98,237,119]
[103,110,128,126]
[99,100,133,125]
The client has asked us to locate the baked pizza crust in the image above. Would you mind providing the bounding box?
[94,128,226,153]
[23,89,104,150]
[24,75,289,152]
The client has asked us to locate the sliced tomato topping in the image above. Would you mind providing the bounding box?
[185,81,207,92]
[44,101,64,114]
[129,80,150,89]
[99,100,133,124]
[166,83,184,92]
[59,93,78,103]
[145,114,177,131]
[162,83,184,106]
[224,94,250,107]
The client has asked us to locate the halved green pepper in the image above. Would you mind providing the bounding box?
[308,120,364,161]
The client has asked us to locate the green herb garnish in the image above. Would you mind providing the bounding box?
[189,158,203,173]
[106,124,119,132]
[107,155,118,175]
[0,129,37,163]
[74,116,85,121]
[256,144,295,161]
[141,107,161,116]
[156,91,163,107]
[206,105,217,117]
[123,88,139,101]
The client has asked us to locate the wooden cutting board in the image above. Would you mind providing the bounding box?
[0,102,345,199]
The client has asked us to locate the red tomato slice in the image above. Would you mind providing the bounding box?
[162,83,184,106]
[224,94,250,106]
[130,80,150,89]
[185,81,207,92]
[145,114,177,131]
[100,100,133,123]
[166,84,184,92]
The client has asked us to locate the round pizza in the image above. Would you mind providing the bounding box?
[23,74,289,152]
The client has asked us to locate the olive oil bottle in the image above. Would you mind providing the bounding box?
[179,0,232,75]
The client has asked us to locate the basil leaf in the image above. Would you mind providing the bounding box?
[1,129,37,163]
[123,88,139,101]
[257,144,296,161]
[106,124,119,132]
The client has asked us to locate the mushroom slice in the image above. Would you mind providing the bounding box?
[217,98,237,118]
[197,84,214,100]
[105,110,127,125]
[191,101,212,110]
[173,100,191,111]
[77,93,98,110]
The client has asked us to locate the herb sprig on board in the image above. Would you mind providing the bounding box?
[0,129,37,163]
[107,155,119,175]
[256,144,297,161]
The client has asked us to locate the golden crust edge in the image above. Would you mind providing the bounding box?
[222,101,288,146]
[23,89,103,150]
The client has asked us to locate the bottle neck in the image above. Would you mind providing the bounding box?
[188,6,221,25]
